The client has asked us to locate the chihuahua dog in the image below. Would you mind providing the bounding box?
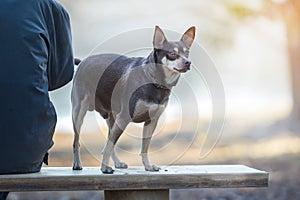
[72,26,195,174]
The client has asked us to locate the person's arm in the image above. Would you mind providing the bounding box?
[47,1,74,91]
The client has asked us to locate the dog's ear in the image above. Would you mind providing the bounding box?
[153,26,167,49]
[181,26,196,49]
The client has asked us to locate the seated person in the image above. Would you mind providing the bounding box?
[0,0,74,199]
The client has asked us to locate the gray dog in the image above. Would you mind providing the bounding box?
[72,26,195,174]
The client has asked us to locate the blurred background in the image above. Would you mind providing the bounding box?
[8,0,300,199]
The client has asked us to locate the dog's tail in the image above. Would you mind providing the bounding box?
[74,58,82,66]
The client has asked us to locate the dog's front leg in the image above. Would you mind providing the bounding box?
[140,118,160,171]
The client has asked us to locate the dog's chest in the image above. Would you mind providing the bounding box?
[132,100,167,123]
[129,84,170,123]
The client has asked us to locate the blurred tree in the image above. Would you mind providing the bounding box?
[227,0,300,131]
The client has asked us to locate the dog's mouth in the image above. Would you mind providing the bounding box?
[174,67,190,73]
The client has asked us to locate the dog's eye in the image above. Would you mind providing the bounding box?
[166,52,178,61]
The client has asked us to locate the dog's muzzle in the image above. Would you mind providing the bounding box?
[184,59,191,69]
[175,59,191,73]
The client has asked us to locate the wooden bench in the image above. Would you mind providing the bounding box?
[0,165,268,200]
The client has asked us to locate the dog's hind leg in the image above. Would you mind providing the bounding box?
[112,148,128,169]
[72,95,89,170]
[105,114,128,169]
[140,119,161,171]
[101,115,129,174]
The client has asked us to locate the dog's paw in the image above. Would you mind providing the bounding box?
[145,165,161,172]
[115,162,128,169]
[101,166,115,174]
[72,162,83,170]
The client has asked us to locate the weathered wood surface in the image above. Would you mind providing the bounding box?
[0,165,268,192]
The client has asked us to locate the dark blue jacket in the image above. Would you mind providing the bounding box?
[0,0,73,174]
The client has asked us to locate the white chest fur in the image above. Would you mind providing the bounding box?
[133,100,167,122]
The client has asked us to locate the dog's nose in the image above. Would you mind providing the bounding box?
[184,59,191,68]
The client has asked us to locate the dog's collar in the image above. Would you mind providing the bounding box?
[148,71,172,90]
[150,71,178,90]
[153,83,169,90]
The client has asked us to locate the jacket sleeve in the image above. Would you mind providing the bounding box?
[47,1,74,91]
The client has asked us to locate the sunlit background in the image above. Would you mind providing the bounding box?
[10,0,300,199]
[51,0,291,132]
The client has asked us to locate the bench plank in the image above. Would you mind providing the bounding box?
[0,165,268,192]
